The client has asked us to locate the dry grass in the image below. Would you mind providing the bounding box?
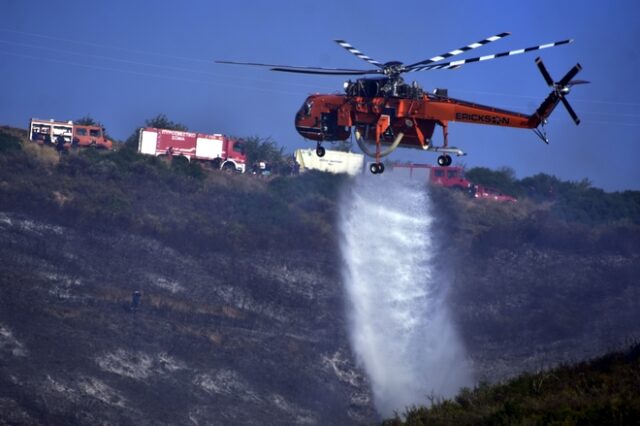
[52,190,73,206]
[22,141,60,166]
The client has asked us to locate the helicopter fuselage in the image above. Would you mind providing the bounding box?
[295,77,540,151]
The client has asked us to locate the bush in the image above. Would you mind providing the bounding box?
[0,129,22,152]
[385,343,640,425]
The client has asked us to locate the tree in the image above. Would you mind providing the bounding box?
[242,136,288,173]
[143,114,188,132]
[74,115,100,126]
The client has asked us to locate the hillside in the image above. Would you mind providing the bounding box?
[0,128,370,425]
[1,126,639,424]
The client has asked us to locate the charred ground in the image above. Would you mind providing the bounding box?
[0,126,639,424]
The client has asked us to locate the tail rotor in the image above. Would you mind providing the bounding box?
[535,57,589,125]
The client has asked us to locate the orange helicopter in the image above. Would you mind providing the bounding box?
[217,33,588,174]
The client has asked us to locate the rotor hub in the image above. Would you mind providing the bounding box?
[382,61,404,77]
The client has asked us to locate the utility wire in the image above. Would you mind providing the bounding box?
[0,50,312,96]
[0,28,214,64]
[0,38,335,91]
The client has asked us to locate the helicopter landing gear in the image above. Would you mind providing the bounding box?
[316,144,326,157]
[437,154,452,167]
[369,162,385,174]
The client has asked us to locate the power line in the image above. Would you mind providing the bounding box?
[0,27,214,64]
[0,50,312,96]
[0,38,334,91]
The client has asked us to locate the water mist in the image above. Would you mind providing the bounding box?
[339,175,473,416]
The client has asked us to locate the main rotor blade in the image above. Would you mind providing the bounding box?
[335,39,383,67]
[406,32,511,68]
[535,57,554,87]
[216,60,375,75]
[558,63,582,87]
[271,66,378,75]
[407,39,573,72]
[560,96,581,125]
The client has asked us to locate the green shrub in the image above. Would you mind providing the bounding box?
[0,129,22,152]
[385,343,640,425]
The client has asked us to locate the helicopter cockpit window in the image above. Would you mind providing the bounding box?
[299,100,313,117]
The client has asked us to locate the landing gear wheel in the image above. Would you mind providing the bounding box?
[369,162,384,174]
[437,155,452,166]
[316,145,326,157]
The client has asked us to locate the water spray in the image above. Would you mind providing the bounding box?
[339,175,472,416]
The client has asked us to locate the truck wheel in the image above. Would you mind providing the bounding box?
[223,162,236,173]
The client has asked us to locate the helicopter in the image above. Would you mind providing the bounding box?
[217,33,587,174]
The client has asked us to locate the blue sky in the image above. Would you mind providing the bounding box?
[1,0,639,190]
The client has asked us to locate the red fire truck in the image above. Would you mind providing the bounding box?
[391,163,517,202]
[29,118,114,149]
[137,128,246,173]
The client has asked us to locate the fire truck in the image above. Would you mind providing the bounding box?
[29,118,114,149]
[137,128,246,173]
[391,163,517,202]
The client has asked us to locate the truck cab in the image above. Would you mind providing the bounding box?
[429,166,473,191]
[73,125,113,149]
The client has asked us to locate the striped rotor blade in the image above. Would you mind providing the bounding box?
[561,96,580,125]
[406,32,511,68]
[535,57,555,87]
[335,40,383,67]
[216,60,374,75]
[558,63,582,87]
[408,39,574,72]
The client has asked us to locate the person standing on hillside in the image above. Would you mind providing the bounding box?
[55,134,66,154]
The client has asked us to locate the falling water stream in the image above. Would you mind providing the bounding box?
[339,174,472,416]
